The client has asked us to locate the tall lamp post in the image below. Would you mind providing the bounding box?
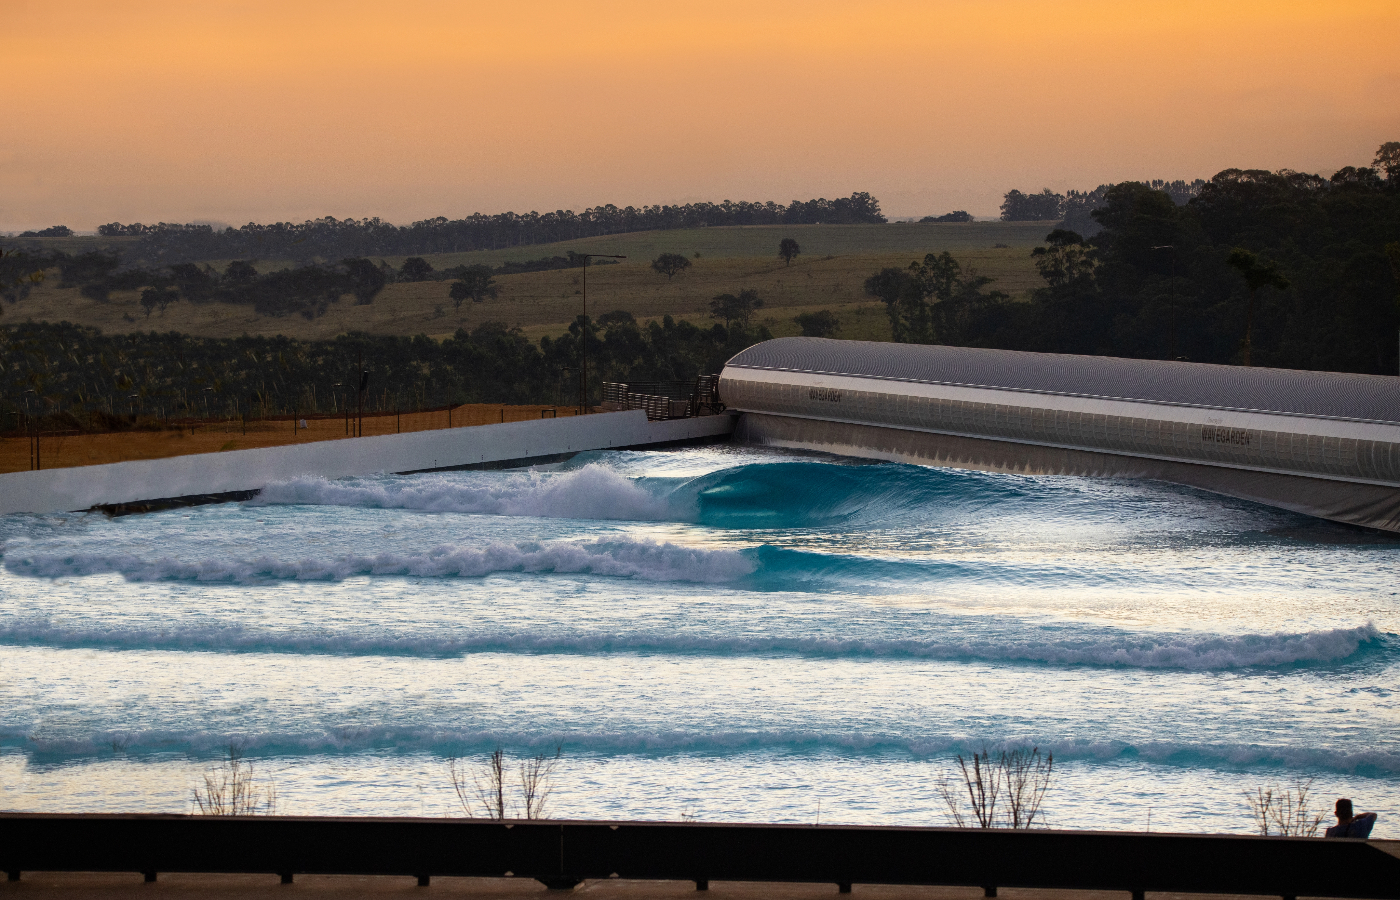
[24,389,36,471]
[576,253,626,413]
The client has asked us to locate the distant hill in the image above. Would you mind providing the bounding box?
[85,192,888,266]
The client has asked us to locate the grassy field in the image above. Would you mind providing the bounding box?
[5,222,1053,344]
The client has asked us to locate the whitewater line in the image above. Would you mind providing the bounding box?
[0,621,1382,669]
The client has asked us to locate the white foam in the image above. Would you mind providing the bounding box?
[11,727,1399,776]
[0,618,1380,670]
[3,537,754,584]
[254,464,675,522]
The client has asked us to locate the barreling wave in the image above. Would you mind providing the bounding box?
[2,537,753,584]
[0,618,1383,670]
[249,459,1044,529]
[10,726,1399,776]
[687,460,1031,528]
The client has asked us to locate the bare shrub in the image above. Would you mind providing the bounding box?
[1246,777,1325,836]
[192,745,277,815]
[451,748,509,819]
[1003,747,1054,828]
[519,746,561,819]
[938,746,1053,829]
[939,748,1000,827]
[450,745,562,820]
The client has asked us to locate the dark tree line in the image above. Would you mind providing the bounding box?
[1002,180,1207,234]
[876,142,1400,376]
[864,253,1008,344]
[86,192,885,265]
[0,313,770,432]
[0,252,391,321]
[0,246,631,321]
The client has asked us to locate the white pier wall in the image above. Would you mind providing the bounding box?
[0,410,735,515]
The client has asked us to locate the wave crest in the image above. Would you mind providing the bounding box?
[255,465,674,521]
[3,537,753,584]
[10,727,1398,776]
[0,619,1381,670]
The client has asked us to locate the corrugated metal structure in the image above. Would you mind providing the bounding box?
[719,337,1400,531]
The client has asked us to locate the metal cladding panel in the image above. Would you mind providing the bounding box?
[724,337,1400,423]
[734,413,1400,532]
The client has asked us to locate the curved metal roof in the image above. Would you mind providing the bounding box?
[723,337,1400,423]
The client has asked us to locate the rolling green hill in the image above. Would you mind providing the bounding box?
[5,222,1053,342]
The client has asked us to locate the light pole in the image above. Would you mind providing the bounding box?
[24,389,35,471]
[355,350,366,438]
[576,253,626,413]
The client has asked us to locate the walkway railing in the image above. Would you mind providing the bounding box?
[2,814,1398,898]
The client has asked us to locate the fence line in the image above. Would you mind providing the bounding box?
[2,814,1398,898]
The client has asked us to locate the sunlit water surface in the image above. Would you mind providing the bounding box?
[1,447,1396,834]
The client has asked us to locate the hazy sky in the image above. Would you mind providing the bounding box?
[4,0,1398,231]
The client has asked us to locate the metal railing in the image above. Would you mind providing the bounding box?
[601,376,723,421]
[2,814,1398,898]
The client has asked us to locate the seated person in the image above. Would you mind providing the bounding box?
[1325,798,1377,838]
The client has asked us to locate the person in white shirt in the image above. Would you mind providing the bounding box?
[1324,798,1377,838]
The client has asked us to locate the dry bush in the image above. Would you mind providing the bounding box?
[450,745,561,820]
[519,746,561,819]
[1003,746,1055,828]
[1246,777,1325,836]
[938,746,1053,829]
[191,745,277,816]
[451,748,509,819]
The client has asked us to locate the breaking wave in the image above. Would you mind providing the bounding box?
[249,459,1053,530]
[254,465,675,521]
[9,726,1399,776]
[0,619,1383,670]
[2,537,753,584]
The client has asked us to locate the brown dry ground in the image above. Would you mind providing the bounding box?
[0,405,576,475]
[6,223,1051,345]
[0,874,1346,900]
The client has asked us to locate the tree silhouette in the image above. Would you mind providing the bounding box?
[19,225,72,238]
[710,289,763,328]
[140,286,178,317]
[341,258,387,305]
[1227,248,1290,366]
[0,247,46,314]
[794,310,840,337]
[1000,189,1065,221]
[224,260,258,286]
[399,257,434,282]
[449,265,498,309]
[651,253,692,281]
[1374,142,1400,181]
[779,238,801,266]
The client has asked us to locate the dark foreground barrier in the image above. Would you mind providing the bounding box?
[2,814,1398,898]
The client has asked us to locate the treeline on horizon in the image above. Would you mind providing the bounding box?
[868,142,1400,376]
[80,192,886,265]
[5,144,1400,431]
[0,314,772,432]
[999,180,1208,234]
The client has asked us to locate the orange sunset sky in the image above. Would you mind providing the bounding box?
[3,0,1398,231]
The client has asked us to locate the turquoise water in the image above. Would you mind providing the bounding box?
[1,447,1396,834]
